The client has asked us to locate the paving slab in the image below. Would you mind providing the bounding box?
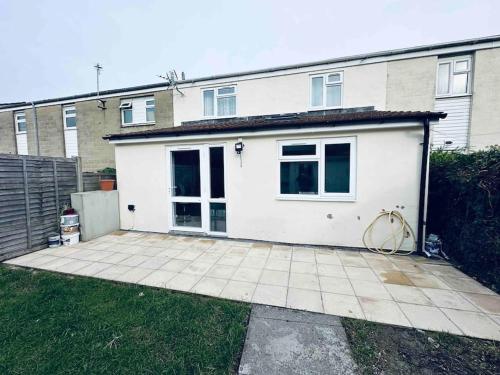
[238,305,357,375]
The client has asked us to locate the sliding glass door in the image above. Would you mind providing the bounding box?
[167,144,226,235]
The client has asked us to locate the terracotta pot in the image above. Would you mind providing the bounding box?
[100,179,115,191]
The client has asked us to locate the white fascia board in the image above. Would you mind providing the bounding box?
[176,41,500,89]
[109,121,423,145]
[0,86,168,113]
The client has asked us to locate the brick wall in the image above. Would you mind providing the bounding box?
[0,89,174,171]
[0,111,16,154]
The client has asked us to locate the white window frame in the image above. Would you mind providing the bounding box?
[435,56,472,97]
[202,86,237,118]
[120,101,133,125]
[62,105,76,129]
[145,98,155,123]
[310,71,344,109]
[120,96,155,126]
[277,136,356,201]
[14,112,27,134]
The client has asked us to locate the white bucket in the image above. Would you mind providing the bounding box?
[48,235,61,248]
[61,214,79,226]
[62,232,80,246]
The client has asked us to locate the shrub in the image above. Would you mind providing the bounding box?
[427,147,499,291]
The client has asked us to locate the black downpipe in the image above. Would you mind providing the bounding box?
[417,118,430,254]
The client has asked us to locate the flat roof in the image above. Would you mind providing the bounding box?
[2,34,499,110]
[103,109,446,141]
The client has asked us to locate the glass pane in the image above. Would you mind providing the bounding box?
[209,147,225,198]
[123,109,133,123]
[172,150,200,197]
[282,144,316,156]
[146,99,155,106]
[17,121,26,132]
[324,143,350,193]
[210,203,226,232]
[437,63,450,95]
[217,87,235,95]
[146,107,155,122]
[64,109,76,115]
[17,114,25,120]
[203,90,214,116]
[326,84,341,107]
[174,202,202,228]
[455,60,468,72]
[327,73,341,83]
[311,77,324,106]
[65,117,77,128]
[217,95,236,116]
[453,73,468,94]
[280,161,318,195]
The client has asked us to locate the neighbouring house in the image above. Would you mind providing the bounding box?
[104,110,446,249]
[0,85,174,171]
[173,35,500,151]
[1,35,499,172]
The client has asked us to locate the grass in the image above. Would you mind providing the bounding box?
[342,318,500,375]
[0,265,250,374]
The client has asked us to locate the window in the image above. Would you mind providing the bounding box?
[120,96,155,126]
[14,112,26,133]
[310,72,343,108]
[63,106,77,128]
[436,56,472,96]
[146,99,155,122]
[278,137,356,200]
[202,86,236,117]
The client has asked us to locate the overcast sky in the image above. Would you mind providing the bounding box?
[0,0,497,102]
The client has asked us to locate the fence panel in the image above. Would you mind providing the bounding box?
[0,154,81,261]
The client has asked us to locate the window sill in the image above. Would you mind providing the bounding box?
[276,195,356,202]
[121,122,156,128]
[435,93,472,99]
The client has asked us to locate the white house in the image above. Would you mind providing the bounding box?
[173,35,500,150]
[105,110,445,251]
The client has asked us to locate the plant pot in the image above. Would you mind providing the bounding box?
[100,179,115,191]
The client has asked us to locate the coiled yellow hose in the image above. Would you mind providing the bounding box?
[362,210,416,256]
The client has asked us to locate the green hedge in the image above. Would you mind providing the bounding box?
[427,147,499,292]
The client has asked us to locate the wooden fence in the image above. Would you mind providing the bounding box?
[0,154,84,261]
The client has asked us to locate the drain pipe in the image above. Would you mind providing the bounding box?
[31,102,40,156]
[416,117,431,254]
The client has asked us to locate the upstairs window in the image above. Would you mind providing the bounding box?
[120,96,155,126]
[203,86,236,117]
[63,106,77,128]
[278,137,356,201]
[15,112,26,133]
[436,56,472,96]
[311,72,343,108]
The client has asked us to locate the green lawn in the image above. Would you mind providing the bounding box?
[0,265,250,374]
[342,318,500,375]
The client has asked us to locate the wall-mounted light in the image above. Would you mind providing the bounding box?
[235,139,245,167]
[234,141,244,154]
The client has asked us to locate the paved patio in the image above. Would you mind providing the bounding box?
[4,231,500,341]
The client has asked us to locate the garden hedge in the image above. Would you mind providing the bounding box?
[427,147,499,291]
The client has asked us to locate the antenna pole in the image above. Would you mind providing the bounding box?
[94,63,103,96]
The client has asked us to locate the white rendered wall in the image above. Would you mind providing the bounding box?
[173,63,388,125]
[114,123,423,249]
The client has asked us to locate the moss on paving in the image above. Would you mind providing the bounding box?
[342,317,500,375]
[0,265,250,374]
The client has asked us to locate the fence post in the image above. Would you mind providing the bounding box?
[75,156,83,192]
[22,158,32,249]
[53,160,60,220]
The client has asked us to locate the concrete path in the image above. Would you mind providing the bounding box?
[238,305,357,375]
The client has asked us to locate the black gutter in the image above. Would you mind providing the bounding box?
[417,118,431,254]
